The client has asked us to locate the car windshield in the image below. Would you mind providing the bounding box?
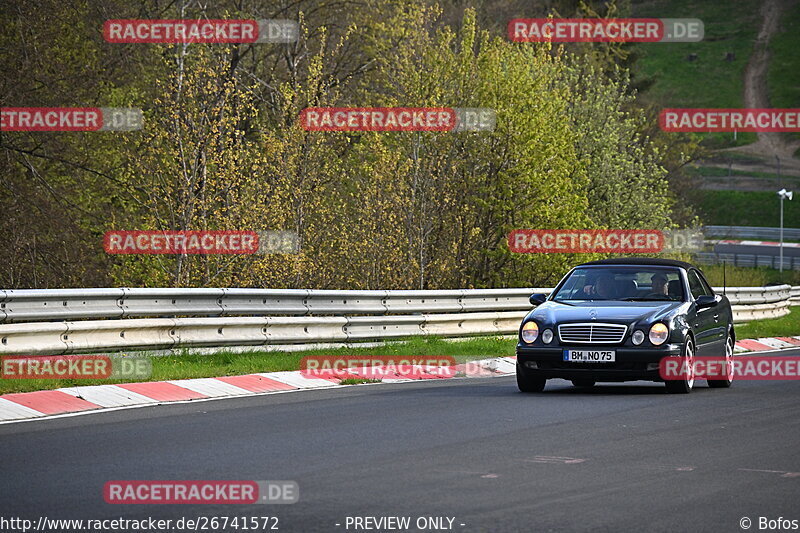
[552,266,685,302]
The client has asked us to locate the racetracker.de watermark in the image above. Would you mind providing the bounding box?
[1,355,151,380]
[660,356,800,380]
[508,229,703,254]
[299,107,495,132]
[1,107,142,131]
[299,355,508,379]
[103,19,298,43]
[103,230,299,255]
[301,356,457,379]
[508,18,703,43]
[660,108,800,132]
[104,481,298,504]
[509,229,646,253]
[257,230,300,254]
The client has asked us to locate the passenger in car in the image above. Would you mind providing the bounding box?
[648,273,669,297]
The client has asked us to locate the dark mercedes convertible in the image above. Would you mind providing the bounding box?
[516,258,735,394]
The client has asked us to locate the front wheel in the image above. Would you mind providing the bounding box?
[708,333,734,388]
[665,337,696,394]
[517,363,546,393]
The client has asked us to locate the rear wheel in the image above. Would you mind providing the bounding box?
[571,379,595,388]
[708,333,734,388]
[665,337,695,394]
[516,363,546,393]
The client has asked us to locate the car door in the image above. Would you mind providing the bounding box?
[687,269,716,355]
[697,269,728,351]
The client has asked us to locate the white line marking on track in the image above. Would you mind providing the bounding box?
[525,456,587,464]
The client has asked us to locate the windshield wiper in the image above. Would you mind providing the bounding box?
[620,297,671,301]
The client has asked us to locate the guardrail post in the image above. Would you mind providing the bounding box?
[0,289,7,324]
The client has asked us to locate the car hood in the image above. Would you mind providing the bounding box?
[526,300,685,326]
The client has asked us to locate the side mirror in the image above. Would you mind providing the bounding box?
[695,295,717,309]
[530,293,547,306]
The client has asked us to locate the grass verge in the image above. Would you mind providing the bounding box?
[693,190,800,227]
[338,378,381,385]
[700,264,800,286]
[736,308,800,340]
[688,165,790,180]
[0,336,515,395]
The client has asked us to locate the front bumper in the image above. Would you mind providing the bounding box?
[516,343,683,382]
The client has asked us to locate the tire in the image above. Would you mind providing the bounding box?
[665,337,696,394]
[571,379,595,388]
[517,363,546,393]
[708,332,734,388]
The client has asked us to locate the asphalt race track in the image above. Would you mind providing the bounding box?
[2,351,799,533]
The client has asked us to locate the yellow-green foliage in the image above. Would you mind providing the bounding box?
[1,2,680,289]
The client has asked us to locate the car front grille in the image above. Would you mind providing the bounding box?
[558,323,627,344]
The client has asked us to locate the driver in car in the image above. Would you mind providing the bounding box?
[595,273,616,299]
[583,273,616,299]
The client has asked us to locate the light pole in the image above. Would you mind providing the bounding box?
[778,188,793,272]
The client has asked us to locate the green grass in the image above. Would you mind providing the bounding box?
[699,132,758,150]
[0,336,515,395]
[339,378,381,385]
[700,264,800,286]
[736,308,800,340]
[693,190,800,227]
[632,0,761,109]
[719,152,775,162]
[688,165,787,180]
[767,1,800,145]
[768,2,800,109]
[630,0,800,150]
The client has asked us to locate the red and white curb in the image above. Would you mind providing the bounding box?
[0,357,517,424]
[1,338,796,424]
[734,336,800,353]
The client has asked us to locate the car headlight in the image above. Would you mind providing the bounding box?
[649,323,669,346]
[542,329,553,344]
[632,330,645,345]
[521,321,539,343]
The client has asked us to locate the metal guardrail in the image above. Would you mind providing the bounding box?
[0,288,550,323]
[722,285,792,305]
[703,225,800,241]
[0,285,794,356]
[0,312,529,356]
[694,252,800,271]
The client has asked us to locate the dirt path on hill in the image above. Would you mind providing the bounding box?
[721,0,800,167]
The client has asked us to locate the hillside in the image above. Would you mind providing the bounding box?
[632,0,800,227]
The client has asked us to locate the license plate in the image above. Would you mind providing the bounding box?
[563,349,616,363]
